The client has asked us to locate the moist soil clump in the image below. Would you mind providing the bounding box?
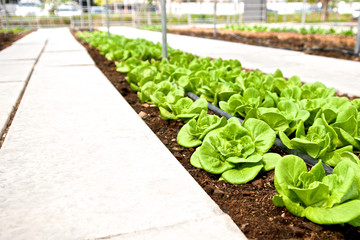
[167,27,360,62]
[0,31,32,51]
[73,31,360,239]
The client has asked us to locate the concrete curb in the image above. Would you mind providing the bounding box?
[0,29,48,138]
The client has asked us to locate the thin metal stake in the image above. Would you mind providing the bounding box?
[238,0,241,24]
[86,0,92,31]
[106,0,110,37]
[213,0,217,37]
[161,0,167,59]
[301,0,307,25]
[355,13,360,54]
[1,0,9,33]
[80,4,84,29]
[20,15,24,29]
[187,0,191,25]
[114,0,118,13]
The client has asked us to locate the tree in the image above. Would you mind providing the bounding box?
[319,0,330,21]
[288,0,330,22]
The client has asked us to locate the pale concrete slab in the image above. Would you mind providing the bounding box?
[104,26,360,97]
[36,51,94,66]
[0,43,44,61]
[0,82,26,136]
[45,28,85,52]
[110,215,246,240]
[12,29,49,46]
[0,64,244,239]
[45,39,85,52]
[0,60,35,82]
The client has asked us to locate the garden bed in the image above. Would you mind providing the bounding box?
[73,31,360,239]
[167,27,360,62]
[0,30,32,51]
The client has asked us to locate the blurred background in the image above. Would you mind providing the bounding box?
[0,0,359,32]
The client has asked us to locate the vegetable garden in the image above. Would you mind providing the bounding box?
[163,27,360,62]
[223,25,356,37]
[75,30,360,238]
[0,28,31,51]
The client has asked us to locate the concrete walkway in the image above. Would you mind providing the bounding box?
[0,30,48,137]
[0,28,245,239]
[104,26,360,97]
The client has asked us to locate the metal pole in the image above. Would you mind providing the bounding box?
[355,14,360,54]
[301,0,306,25]
[161,0,167,59]
[283,0,287,25]
[86,0,92,31]
[147,0,152,25]
[238,0,240,24]
[106,0,110,37]
[20,15,24,29]
[114,0,118,13]
[36,16,40,28]
[1,0,9,32]
[187,0,191,25]
[131,2,135,26]
[80,4,84,29]
[213,0,217,37]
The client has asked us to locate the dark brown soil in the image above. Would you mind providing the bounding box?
[167,27,360,62]
[0,31,32,51]
[73,31,360,240]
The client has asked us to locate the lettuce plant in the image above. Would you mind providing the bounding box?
[198,81,239,106]
[190,118,278,184]
[280,86,302,102]
[159,97,208,122]
[279,116,338,159]
[321,146,360,167]
[299,97,360,150]
[177,110,227,148]
[301,81,336,99]
[273,155,360,226]
[219,88,263,117]
[126,65,158,91]
[138,81,184,105]
[115,57,145,73]
[246,100,310,134]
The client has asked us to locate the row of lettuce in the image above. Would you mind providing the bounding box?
[77,31,360,227]
[0,27,30,34]
[138,24,355,37]
[223,24,355,37]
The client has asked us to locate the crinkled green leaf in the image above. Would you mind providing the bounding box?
[282,195,306,217]
[259,112,289,132]
[177,122,203,148]
[273,195,285,207]
[289,182,330,207]
[190,148,203,169]
[262,153,282,171]
[221,162,263,185]
[274,155,307,199]
[321,146,354,167]
[304,200,360,225]
[227,154,263,164]
[309,160,326,182]
[177,111,227,148]
[243,118,276,154]
[278,131,294,149]
[197,141,235,174]
[290,138,320,158]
